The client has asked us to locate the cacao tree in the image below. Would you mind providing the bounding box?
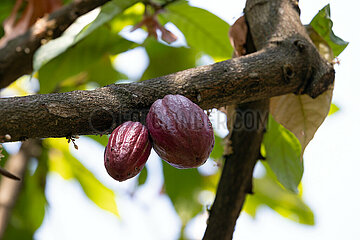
[0,0,350,239]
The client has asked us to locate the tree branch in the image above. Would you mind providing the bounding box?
[203,0,332,239]
[0,0,113,89]
[203,100,268,240]
[0,41,333,142]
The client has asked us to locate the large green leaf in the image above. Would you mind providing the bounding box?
[263,115,303,193]
[310,4,348,57]
[33,0,138,71]
[109,2,144,33]
[75,0,139,42]
[141,38,197,80]
[47,139,119,217]
[38,26,135,93]
[244,170,314,225]
[3,146,49,240]
[160,0,232,60]
[163,162,203,225]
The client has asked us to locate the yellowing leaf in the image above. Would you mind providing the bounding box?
[47,139,119,217]
[270,89,333,155]
[49,147,73,179]
[328,103,340,116]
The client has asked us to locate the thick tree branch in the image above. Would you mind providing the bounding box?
[203,0,333,239]
[0,0,113,89]
[203,100,268,240]
[0,42,333,142]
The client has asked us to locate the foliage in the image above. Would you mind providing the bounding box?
[0,1,348,239]
[267,3,347,192]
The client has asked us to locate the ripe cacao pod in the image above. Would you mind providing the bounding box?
[146,94,214,168]
[104,121,151,181]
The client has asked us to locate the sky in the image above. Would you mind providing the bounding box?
[3,0,359,239]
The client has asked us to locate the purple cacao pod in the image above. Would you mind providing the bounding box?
[146,94,214,169]
[104,121,151,181]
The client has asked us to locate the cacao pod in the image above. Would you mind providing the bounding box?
[104,121,151,181]
[146,94,214,168]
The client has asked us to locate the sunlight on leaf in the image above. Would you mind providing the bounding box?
[310,4,348,57]
[86,135,109,147]
[244,169,314,225]
[38,26,135,93]
[75,0,139,42]
[270,90,333,156]
[47,139,119,217]
[160,0,232,61]
[34,0,139,72]
[328,103,339,116]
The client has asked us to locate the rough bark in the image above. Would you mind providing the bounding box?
[203,0,332,239]
[0,0,113,89]
[0,41,333,142]
[203,100,268,240]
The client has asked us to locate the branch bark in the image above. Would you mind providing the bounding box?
[203,0,332,239]
[0,0,113,89]
[0,39,333,142]
[203,100,268,240]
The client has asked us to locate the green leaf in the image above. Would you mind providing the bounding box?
[86,135,109,147]
[3,147,49,240]
[163,162,203,225]
[328,103,340,116]
[141,38,197,80]
[38,26,135,93]
[210,134,224,160]
[47,139,119,217]
[310,4,348,57]
[0,0,13,38]
[75,0,139,42]
[137,165,147,186]
[263,115,303,193]
[86,55,128,86]
[160,0,232,60]
[0,145,9,167]
[109,2,144,33]
[244,172,314,225]
[33,0,138,71]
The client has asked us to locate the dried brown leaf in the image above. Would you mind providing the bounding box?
[0,0,62,47]
[228,16,247,57]
[270,89,333,156]
[159,26,177,44]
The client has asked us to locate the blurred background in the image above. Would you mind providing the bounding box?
[0,0,359,239]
